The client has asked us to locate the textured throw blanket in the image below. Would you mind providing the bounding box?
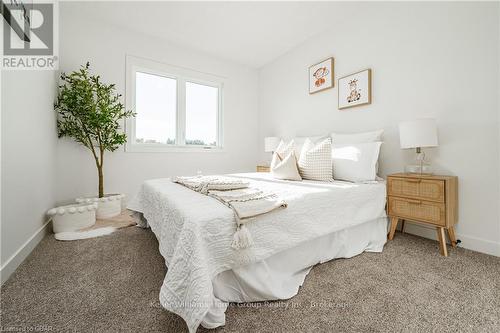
[173,175,287,249]
[172,175,250,194]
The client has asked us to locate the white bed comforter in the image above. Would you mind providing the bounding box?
[128,173,386,332]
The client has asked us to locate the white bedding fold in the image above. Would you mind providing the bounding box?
[172,175,249,194]
[209,189,287,220]
[128,172,387,333]
[173,175,288,250]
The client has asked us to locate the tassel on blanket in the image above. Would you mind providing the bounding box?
[231,224,253,250]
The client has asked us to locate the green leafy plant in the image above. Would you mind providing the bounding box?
[54,62,135,198]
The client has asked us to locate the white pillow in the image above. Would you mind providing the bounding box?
[271,151,302,181]
[298,138,333,181]
[332,142,382,182]
[331,129,383,144]
[274,139,296,159]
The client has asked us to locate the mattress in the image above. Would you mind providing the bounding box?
[128,172,387,332]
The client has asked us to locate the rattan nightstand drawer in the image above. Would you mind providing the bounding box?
[388,196,446,226]
[387,177,445,203]
[256,165,270,172]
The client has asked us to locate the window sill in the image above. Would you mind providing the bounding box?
[125,144,226,153]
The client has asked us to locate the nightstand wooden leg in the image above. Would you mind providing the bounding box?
[436,227,448,256]
[388,217,399,240]
[400,220,405,234]
[447,226,457,247]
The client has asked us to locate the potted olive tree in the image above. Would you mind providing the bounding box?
[55,62,135,218]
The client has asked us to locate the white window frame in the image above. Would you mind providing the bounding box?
[125,55,224,152]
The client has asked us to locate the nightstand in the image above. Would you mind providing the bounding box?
[387,173,458,256]
[256,165,270,172]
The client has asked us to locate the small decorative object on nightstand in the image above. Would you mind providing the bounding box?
[256,165,270,173]
[387,173,458,256]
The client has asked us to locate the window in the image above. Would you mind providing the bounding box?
[126,56,223,152]
[185,82,219,146]
[135,72,177,144]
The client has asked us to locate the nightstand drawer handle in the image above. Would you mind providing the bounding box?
[406,199,422,205]
[405,179,422,183]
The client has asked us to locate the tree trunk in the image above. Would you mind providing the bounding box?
[98,164,104,198]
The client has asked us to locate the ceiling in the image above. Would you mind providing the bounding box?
[62,1,349,68]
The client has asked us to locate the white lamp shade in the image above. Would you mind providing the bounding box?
[264,137,281,152]
[399,119,438,149]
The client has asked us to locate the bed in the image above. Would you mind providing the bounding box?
[128,172,387,332]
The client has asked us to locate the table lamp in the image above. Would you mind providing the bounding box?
[264,137,281,162]
[399,119,438,174]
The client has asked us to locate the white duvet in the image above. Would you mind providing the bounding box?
[128,172,386,332]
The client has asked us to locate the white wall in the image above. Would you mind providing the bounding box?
[1,70,57,282]
[57,4,260,203]
[259,2,500,255]
[497,1,500,249]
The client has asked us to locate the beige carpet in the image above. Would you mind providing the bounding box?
[1,228,499,332]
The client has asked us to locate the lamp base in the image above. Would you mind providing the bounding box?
[404,164,433,175]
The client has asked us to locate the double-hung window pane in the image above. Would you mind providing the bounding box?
[135,72,177,144]
[185,82,219,146]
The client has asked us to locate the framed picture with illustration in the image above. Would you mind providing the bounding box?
[309,57,334,94]
[338,69,372,110]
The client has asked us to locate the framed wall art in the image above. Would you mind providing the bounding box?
[309,57,334,94]
[338,69,372,110]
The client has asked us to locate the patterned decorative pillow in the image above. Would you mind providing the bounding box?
[298,138,333,181]
[271,151,302,181]
[292,136,326,160]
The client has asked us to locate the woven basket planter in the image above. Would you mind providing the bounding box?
[76,194,125,218]
[47,203,97,233]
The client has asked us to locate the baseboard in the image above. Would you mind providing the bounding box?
[0,221,51,285]
[402,223,500,257]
